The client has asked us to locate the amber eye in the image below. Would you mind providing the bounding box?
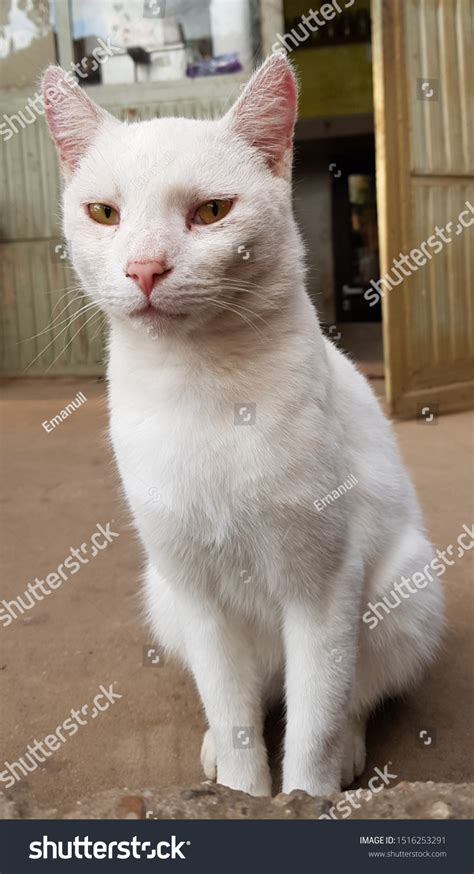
[194,199,233,226]
[87,203,119,225]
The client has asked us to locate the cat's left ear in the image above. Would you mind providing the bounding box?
[42,66,119,178]
[223,53,298,180]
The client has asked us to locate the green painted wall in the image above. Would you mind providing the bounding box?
[282,0,373,117]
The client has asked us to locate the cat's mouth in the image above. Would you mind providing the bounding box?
[130,303,188,322]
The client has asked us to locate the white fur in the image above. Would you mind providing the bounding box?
[43,57,444,797]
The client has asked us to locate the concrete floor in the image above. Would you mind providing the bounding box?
[1,378,473,816]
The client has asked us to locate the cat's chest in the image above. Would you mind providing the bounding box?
[109,396,286,609]
[109,390,260,539]
[107,377,342,606]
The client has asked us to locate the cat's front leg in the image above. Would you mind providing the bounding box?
[177,590,271,797]
[282,588,359,795]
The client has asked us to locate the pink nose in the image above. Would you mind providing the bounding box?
[126,259,170,298]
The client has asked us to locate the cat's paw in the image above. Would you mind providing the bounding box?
[341,716,366,788]
[217,768,272,797]
[217,747,272,797]
[200,729,217,781]
[201,729,271,796]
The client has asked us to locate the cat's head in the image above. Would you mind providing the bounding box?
[42,55,301,337]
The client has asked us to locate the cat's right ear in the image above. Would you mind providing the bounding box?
[223,54,298,181]
[42,66,118,178]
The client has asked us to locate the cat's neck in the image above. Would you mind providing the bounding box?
[107,283,320,381]
[106,286,328,425]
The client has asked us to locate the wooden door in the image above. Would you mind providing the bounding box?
[372,0,473,416]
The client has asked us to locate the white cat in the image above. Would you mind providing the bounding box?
[43,55,444,797]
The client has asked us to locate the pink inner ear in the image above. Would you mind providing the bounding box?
[231,57,298,174]
[43,95,70,166]
[42,66,104,172]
